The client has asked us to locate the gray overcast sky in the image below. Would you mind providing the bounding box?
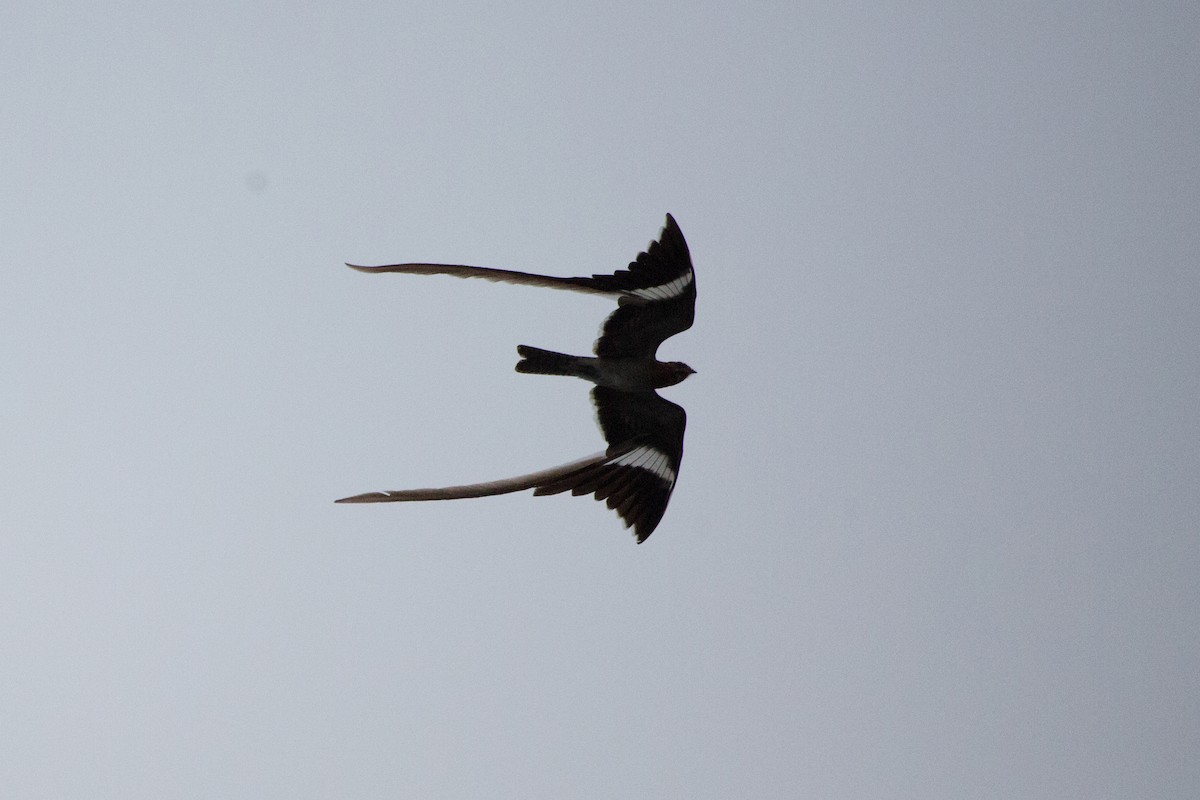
[3,2,1198,797]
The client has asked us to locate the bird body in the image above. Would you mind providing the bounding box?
[515,345,694,391]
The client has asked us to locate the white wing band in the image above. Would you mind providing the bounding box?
[611,445,676,486]
[629,271,693,301]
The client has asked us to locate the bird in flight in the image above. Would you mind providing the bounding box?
[336,214,696,542]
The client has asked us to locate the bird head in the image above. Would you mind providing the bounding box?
[659,361,696,387]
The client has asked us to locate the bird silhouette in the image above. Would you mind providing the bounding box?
[337,214,695,542]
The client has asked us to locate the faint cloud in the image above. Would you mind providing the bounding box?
[244,170,269,193]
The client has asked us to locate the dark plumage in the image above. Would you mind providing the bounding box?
[337,215,696,542]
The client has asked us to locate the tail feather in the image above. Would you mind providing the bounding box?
[515,345,582,377]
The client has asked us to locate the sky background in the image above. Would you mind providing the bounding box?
[3,2,1198,797]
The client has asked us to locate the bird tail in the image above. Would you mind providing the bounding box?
[515,345,584,377]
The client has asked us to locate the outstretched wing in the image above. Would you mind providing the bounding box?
[593,214,696,359]
[335,388,687,542]
[344,215,696,337]
[533,387,687,542]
